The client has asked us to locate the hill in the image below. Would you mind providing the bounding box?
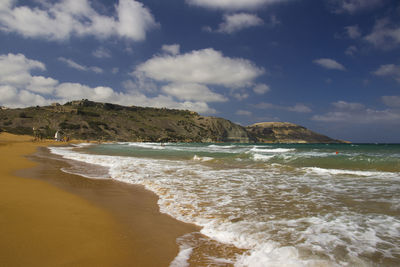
[0,100,345,143]
[246,122,345,143]
[0,100,253,143]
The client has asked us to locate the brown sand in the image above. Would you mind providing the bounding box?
[0,133,198,266]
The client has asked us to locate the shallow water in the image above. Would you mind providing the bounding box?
[50,143,400,266]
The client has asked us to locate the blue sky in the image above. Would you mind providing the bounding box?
[1,0,400,142]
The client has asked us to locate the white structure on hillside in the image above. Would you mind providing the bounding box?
[55,131,62,141]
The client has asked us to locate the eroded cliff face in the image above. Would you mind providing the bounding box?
[196,117,255,143]
[246,122,345,143]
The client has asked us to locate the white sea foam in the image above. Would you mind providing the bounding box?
[169,245,193,267]
[49,144,400,266]
[251,153,275,161]
[249,147,296,153]
[193,155,214,161]
[127,142,166,150]
[207,144,236,149]
[302,167,399,179]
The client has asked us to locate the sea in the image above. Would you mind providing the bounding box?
[49,142,400,267]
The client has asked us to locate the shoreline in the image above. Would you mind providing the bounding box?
[0,133,199,266]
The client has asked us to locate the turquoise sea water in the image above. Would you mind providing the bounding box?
[50,143,400,266]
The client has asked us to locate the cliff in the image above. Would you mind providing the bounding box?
[246,122,344,143]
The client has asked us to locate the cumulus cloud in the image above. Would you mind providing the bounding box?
[344,25,361,39]
[161,83,227,102]
[133,47,266,109]
[0,52,217,114]
[58,57,103,73]
[253,83,270,94]
[27,76,59,94]
[215,13,264,34]
[186,0,289,10]
[0,0,158,41]
[364,18,400,49]
[329,0,383,14]
[313,58,346,71]
[136,48,264,88]
[372,64,400,83]
[254,102,312,113]
[162,44,180,55]
[0,53,45,86]
[312,100,400,124]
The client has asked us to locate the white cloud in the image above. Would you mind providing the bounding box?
[136,48,264,88]
[345,45,358,56]
[382,96,400,108]
[236,109,252,116]
[344,25,361,39]
[162,44,180,55]
[215,13,264,34]
[0,53,218,114]
[186,0,289,10]
[0,0,158,41]
[364,18,400,49]
[253,83,270,94]
[329,0,383,14]
[312,100,400,124]
[116,0,159,40]
[313,58,346,71]
[332,100,364,110]
[124,71,159,93]
[161,83,227,102]
[58,57,103,73]
[0,53,45,86]
[254,102,312,113]
[372,64,400,83]
[92,47,111,58]
[288,103,313,113]
[233,92,249,100]
[27,76,59,94]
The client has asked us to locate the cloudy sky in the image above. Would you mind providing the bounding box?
[1,0,400,142]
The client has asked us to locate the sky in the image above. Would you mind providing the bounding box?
[0,0,400,142]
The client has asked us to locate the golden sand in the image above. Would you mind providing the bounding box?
[0,133,198,266]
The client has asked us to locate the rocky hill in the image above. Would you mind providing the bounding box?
[246,122,344,143]
[0,100,345,143]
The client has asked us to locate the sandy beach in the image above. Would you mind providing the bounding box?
[0,133,198,266]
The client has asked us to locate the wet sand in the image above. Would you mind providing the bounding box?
[0,133,198,266]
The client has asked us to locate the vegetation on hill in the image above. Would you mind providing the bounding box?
[0,100,345,143]
[0,100,252,142]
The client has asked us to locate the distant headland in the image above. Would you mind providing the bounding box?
[0,99,347,143]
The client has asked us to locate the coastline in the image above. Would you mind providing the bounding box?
[0,133,198,266]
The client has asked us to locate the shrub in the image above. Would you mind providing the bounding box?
[59,122,81,130]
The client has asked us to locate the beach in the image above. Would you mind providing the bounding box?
[2,134,399,266]
[0,133,198,267]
